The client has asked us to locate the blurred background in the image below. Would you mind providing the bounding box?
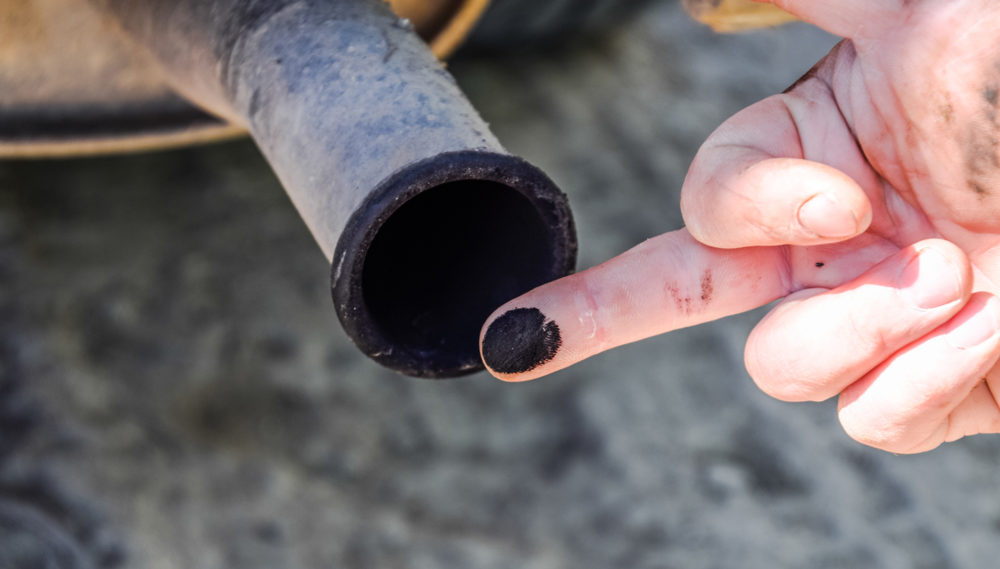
[3,1,1000,567]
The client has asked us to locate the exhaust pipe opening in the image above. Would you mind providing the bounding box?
[364,181,551,370]
[333,151,576,378]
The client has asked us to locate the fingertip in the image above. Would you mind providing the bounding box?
[684,157,873,248]
[908,239,975,302]
[796,190,871,241]
[896,240,971,311]
[778,160,871,242]
[480,305,563,381]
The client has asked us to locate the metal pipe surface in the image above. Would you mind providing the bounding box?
[92,0,577,377]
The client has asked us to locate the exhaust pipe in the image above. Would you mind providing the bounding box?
[91,0,577,378]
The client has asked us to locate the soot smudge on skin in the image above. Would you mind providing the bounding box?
[700,270,714,303]
[940,100,955,125]
[481,307,561,374]
[964,126,998,196]
[985,85,999,107]
[666,283,692,314]
[965,81,1000,196]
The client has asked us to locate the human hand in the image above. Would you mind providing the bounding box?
[479,0,1000,453]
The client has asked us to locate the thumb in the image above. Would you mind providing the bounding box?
[478,229,791,381]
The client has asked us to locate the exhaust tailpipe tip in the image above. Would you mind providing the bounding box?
[332,150,576,378]
[93,0,579,378]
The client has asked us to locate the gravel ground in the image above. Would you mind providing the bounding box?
[3,2,1000,568]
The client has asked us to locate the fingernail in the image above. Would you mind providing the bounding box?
[481,307,561,374]
[898,248,962,310]
[948,296,1000,349]
[797,194,859,238]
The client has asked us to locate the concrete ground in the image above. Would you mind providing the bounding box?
[3,2,1000,568]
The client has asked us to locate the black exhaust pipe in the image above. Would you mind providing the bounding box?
[92,0,577,377]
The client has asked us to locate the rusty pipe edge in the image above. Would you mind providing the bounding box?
[91,0,577,378]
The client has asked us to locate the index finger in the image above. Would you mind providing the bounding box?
[478,229,790,381]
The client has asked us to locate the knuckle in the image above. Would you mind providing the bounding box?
[845,307,891,356]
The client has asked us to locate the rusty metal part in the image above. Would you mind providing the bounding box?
[89,0,576,377]
[0,0,488,157]
[682,0,797,33]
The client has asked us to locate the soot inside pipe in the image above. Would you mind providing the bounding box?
[333,151,576,378]
[362,180,553,375]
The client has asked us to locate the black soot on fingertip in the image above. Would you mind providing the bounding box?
[481,307,561,374]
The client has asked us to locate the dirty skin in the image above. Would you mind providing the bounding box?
[964,81,1000,197]
[700,270,713,302]
[666,270,714,315]
[482,308,562,374]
